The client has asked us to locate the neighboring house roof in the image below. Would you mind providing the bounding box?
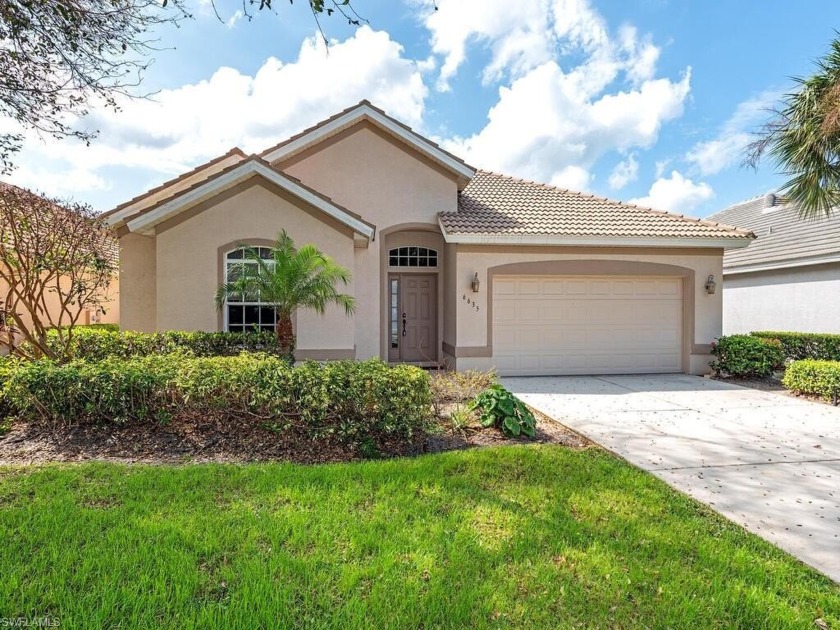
[439,171,754,248]
[121,155,376,241]
[0,182,119,263]
[260,100,476,187]
[707,193,840,273]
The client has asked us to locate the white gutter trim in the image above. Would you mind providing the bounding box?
[723,253,840,275]
[439,226,753,250]
[262,104,476,181]
[126,161,375,240]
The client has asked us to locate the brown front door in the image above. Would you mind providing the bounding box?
[390,274,437,362]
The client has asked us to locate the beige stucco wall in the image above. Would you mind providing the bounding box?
[450,246,724,375]
[120,232,157,332]
[153,180,356,352]
[723,262,840,334]
[281,124,459,359]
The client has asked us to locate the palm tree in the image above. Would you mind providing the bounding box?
[747,36,840,219]
[215,230,355,362]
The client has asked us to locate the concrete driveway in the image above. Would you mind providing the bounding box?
[502,374,840,582]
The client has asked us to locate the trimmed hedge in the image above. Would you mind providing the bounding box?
[43,328,282,361]
[751,331,840,362]
[709,335,784,378]
[4,354,432,440]
[782,359,840,403]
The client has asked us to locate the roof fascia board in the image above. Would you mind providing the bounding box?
[126,161,375,240]
[262,104,475,181]
[439,225,752,250]
[723,253,840,275]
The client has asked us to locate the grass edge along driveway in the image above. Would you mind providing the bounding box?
[1,445,838,628]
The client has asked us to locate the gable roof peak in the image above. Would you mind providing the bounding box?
[259,100,476,187]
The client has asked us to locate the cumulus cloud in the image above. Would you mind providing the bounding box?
[630,170,713,212]
[423,0,556,90]
[608,153,638,190]
[431,0,691,190]
[5,26,429,202]
[686,90,779,176]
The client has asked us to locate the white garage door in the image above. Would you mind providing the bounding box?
[493,275,683,376]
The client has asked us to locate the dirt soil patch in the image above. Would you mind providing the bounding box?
[0,407,589,466]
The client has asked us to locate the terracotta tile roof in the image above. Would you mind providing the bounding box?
[100,147,246,220]
[0,182,119,263]
[440,171,754,241]
[707,193,840,269]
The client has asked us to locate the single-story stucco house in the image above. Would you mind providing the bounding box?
[707,193,840,335]
[103,101,753,376]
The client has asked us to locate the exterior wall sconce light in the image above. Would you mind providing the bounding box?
[471,272,480,293]
[705,274,717,295]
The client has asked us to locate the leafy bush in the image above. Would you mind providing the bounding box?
[470,384,536,438]
[4,355,432,440]
[77,323,120,332]
[39,328,282,361]
[751,331,840,362]
[781,360,840,403]
[0,355,17,430]
[709,335,784,378]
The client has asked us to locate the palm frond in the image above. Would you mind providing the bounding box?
[749,34,840,219]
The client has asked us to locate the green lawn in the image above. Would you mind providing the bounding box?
[1,446,837,628]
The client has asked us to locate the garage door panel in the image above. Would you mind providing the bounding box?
[492,275,683,376]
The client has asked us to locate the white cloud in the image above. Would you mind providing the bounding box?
[444,62,690,190]
[608,153,638,190]
[431,0,691,190]
[4,26,429,202]
[686,90,779,176]
[225,10,244,29]
[423,0,556,90]
[630,170,713,212]
[551,165,591,190]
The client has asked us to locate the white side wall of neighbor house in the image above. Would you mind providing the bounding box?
[723,262,840,334]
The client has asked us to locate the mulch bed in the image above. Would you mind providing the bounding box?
[0,407,589,466]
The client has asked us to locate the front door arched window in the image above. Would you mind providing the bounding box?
[224,246,277,333]
[388,246,438,267]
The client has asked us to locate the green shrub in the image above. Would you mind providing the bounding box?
[4,355,432,440]
[0,355,17,429]
[78,323,120,332]
[40,328,282,361]
[750,331,840,362]
[470,384,536,438]
[709,335,784,378]
[781,360,840,402]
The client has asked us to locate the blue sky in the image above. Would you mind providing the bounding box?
[6,0,840,218]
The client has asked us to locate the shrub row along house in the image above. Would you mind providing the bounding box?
[104,101,754,376]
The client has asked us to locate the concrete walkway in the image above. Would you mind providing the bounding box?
[502,374,840,582]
